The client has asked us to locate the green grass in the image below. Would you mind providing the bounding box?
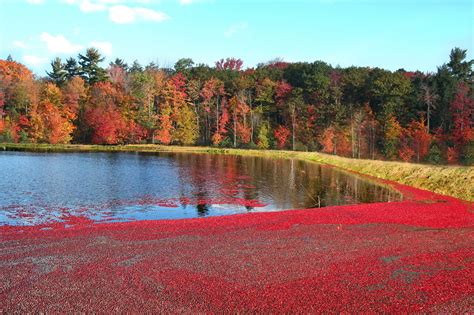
[2,143,473,202]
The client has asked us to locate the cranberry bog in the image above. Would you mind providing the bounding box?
[1,148,473,312]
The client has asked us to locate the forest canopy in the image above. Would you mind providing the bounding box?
[0,48,473,165]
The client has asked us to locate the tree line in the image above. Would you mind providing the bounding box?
[0,48,472,165]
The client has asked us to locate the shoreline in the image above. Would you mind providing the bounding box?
[2,142,473,202]
[1,144,473,312]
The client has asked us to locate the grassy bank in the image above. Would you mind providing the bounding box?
[2,143,473,202]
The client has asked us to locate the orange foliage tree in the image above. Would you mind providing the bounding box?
[383,115,402,160]
[319,126,335,154]
[29,83,74,144]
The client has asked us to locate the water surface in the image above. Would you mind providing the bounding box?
[0,151,402,225]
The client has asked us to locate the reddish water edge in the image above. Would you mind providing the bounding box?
[1,178,473,312]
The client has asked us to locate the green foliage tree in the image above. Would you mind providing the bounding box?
[64,57,80,79]
[174,58,194,75]
[78,48,108,85]
[256,121,270,149]
[426,142,445,165]
[447,47,473,81]
[110,58,129,71]
[46,57,67,87]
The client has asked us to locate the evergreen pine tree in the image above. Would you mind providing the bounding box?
[46,57,67,86]
[78,48,108,85]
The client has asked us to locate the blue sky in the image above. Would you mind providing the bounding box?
[0,0,472,75]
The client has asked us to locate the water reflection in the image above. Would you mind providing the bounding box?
[168,152,401,211]
[0,151,402,225]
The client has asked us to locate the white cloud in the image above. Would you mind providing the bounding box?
[224,22,248,38]
[179,0,212,5]
[79,0,107,12]
[40,32,84,54]
[89,41,113,56]
[13,41,27,49]
[109,5,135,23]
[26,0,44,4]
[60,1,170,23]
[134,7,169,22]
[109,5,169,24]
[61,0,107,12]
[23,55,48,66]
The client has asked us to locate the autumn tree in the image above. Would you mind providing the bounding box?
[229,96,251,146]
[62,76,87,141]
[30,83,74,144]
[256,121,270,149]
[450,82,474,162]
[287,88,304,150]
[0,48,472,164]
[383,115,402,160]
[129,70,156,140]
[167,75,198,145]
[187,78,203,143]
[274,125,290,149]
[0,59,37,116]
[85,82,127,144]
[319,126,335,154]
[399,118,431,162]
[201,78,225,144]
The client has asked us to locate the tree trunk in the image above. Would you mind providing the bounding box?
[427,103,430,133]
[233,112,237,147]
[193,102,200,143]
[357,127,361,159]
[248,90,254,144]
[216,96,219,138]
[292,115,296,151]
[351,114,355,158]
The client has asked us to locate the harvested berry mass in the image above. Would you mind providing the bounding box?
[1,178,473,313]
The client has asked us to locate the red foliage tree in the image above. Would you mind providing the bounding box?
[170,73,187,94]
[215,58,243,71]
[212,105,229,145]
[274,125,290,149]
[275,81,292,106]
[86,106,126,144]
[398,133,415,162]
[86,82,127,144]
[401,118,432,162]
